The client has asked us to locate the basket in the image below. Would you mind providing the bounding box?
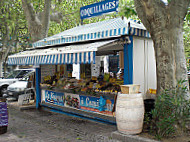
[120,84,140,94]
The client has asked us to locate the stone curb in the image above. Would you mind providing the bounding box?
[111,131,160,142]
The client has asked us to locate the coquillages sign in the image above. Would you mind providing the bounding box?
[80,0,119,20]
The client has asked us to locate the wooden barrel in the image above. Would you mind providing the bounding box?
[0,98,8,134]
[116,93,144,135]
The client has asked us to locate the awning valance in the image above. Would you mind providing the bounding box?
[8,51,95,65]
[8,40,117,65]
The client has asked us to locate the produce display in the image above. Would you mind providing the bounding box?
[40,72,123,97]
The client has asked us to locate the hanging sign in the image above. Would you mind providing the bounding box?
[109,55,119,73]
[80,0,119,20]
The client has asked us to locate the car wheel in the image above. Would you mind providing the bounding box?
[0,86,8,97]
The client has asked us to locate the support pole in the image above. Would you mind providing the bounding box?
[35,67,41,109]
[123,36,133,84]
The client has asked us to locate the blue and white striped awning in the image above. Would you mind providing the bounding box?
[8,51,96,65]
[8,40,116,65]
[33,17,150,48]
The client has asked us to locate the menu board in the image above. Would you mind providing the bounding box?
[109,55,119,73]
[0,102,8,126]
[66,64,73,71]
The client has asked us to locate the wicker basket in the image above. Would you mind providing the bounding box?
[120,84,140,94]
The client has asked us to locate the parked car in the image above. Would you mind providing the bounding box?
[0,68,35,97]
[6,70,35,100]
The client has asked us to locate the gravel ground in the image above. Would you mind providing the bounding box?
[0,104,120,142]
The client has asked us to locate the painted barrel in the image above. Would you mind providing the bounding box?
[116,93,144,135]
[0,98,8,134]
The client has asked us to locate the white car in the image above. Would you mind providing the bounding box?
[7,71,35,100]
[0,68,34,97]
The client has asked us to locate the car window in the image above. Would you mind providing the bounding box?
[15,70,32,78]
[19,72,34,81]
[5,70,21,79]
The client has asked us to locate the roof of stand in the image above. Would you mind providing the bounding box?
[33,17,150,48]
[8,17,150,65]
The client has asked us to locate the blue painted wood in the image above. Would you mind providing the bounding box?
[124,36,133,85]
[41,103,116,125]
[36,67,41,109]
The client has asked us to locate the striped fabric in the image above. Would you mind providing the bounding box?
[8,40,115,65]
[33,17,150,48]
[8,51,96,65]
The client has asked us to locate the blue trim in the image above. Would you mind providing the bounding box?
[94,33,96,39]
[59,54,62,64]
[98,32,100,38]
[123,27,126,35]
[71,53,73,64]
[88,52,91,63]
[84,34,86,40]
[84,52,86,64]
[67,53,69,63]
[63,54,66,64]
[36,67,41,109]
[101,31,104,38]
[93,51,96,64]
[41,104,116,125]
[79,53,82,64]
[52,55,55,64]
[124,36,133,84]
[114,29,117,35]
[109,30,112,36]
[106,30,108,37]
[87,34,90,39]
[118,28,121,35]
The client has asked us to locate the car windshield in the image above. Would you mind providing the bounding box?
[5,70,32,79]
[19,72,34,81]
[15,70,32,78]
[5,70,21,79]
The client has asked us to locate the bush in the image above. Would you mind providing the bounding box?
[149,80,190,140]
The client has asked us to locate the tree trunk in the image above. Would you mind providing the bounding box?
[134,0,190,94]
[22,0,51,42]
[152,27,188,94]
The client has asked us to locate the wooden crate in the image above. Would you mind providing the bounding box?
[120,84,140,94]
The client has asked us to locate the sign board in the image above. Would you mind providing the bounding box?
[79,95,114,115]
[45,90,64,106]
[18,93,33,106]
[80,0,119,20]
[66,64,73,72]
[43,89,114,116]
[109,55,119,73]
[0,102,8,126]
[64,93,80,109]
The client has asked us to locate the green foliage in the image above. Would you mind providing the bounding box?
[0,0,30,53]
[149,80,190,140]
